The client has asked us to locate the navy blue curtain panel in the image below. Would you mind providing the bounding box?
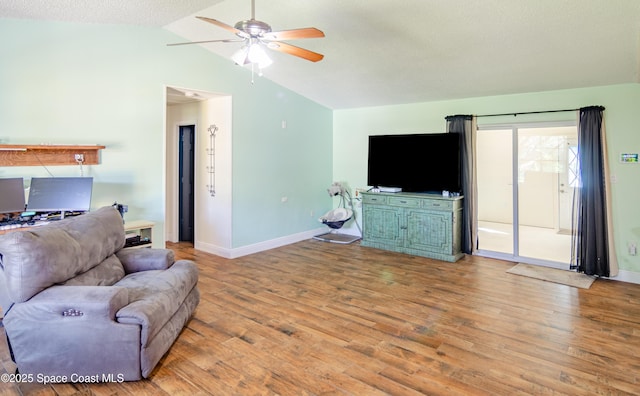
[572,106,609,277]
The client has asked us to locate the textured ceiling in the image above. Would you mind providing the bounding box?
[3,1,640,109]
[0,0,224,26]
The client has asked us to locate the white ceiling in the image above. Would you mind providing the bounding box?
[3,0,640,109]
[0,0,225,26]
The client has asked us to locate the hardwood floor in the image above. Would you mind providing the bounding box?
[2,240,640,395]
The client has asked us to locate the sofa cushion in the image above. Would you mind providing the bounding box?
[114,260,199,346]
[116,248,175,274]
[59,254,125,287]
[0,206,126,303]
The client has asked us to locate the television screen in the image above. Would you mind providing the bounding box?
[0,178,26,214]
[367,133,461,193]
[27,177,93,212]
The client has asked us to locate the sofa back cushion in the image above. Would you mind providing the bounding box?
[0,206,126,303]
[59,254,125,287]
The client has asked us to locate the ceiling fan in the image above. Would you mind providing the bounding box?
[168,0,325,69]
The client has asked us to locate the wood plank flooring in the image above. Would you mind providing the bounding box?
[2,239,640,395]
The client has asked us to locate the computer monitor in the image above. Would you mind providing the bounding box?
[0,178,26,214]
[27,177,93,212]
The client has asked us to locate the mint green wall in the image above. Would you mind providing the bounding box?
[0,18,333,248]
[231,88,333,247]
[334,84,640,275]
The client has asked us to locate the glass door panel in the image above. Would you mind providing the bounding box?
[517,127,576,263]
[477,128,513,255]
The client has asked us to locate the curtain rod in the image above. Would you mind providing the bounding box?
[445,106,604,121]
[475,108,579,118]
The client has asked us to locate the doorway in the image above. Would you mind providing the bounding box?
[476,123,577,267]
[179,125,195,242]
[165,86,233,253]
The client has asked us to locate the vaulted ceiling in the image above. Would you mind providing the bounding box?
[3,0,640,109]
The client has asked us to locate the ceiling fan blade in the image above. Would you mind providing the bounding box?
[262,27,325,41]
[267,42,324,62]
[167,38,245,46]
[196,16,249,38]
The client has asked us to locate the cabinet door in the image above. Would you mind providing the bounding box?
[406,209,452,254]
[363,205,403,247]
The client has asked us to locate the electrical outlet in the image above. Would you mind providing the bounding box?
[74,154,84,162]
[629,242,637,256]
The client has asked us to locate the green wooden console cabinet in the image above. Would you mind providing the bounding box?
[361,192,464,262]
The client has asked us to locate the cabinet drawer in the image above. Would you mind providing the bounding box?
[388,196,421,208]
[363,194,387,205]
[421,199,453,211]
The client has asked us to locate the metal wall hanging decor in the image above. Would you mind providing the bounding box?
[206,124,218,197]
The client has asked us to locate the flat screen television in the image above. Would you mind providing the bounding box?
[27,177,93,212]
[367,133,461,193]
[0,178,26,214]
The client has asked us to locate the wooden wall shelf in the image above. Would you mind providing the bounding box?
[0,144,105,166]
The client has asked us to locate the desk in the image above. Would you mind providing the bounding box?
[0,219,154,248]
[0,221,47,235]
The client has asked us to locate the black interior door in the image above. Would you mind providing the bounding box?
[179,125,195,242]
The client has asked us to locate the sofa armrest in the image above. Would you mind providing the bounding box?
[5,285,128,323]
[3,285,142,381]
[116,248,175,274]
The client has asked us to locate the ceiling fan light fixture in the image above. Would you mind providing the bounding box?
[258,56,273,69]
[247,42,271,68]
[231,46,249,65]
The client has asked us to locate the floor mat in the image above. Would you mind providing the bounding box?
[507,263,595,289]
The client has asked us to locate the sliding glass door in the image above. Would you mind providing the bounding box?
[476,123,577,267]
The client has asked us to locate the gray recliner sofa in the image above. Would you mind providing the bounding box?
[0,206,199,381]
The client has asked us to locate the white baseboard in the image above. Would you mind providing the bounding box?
[194,232,640,284]
[195,227,327,259]
[194,240,233,258]
[605,269,640,285]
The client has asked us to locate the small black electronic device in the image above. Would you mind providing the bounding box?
[112,202,128,219]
